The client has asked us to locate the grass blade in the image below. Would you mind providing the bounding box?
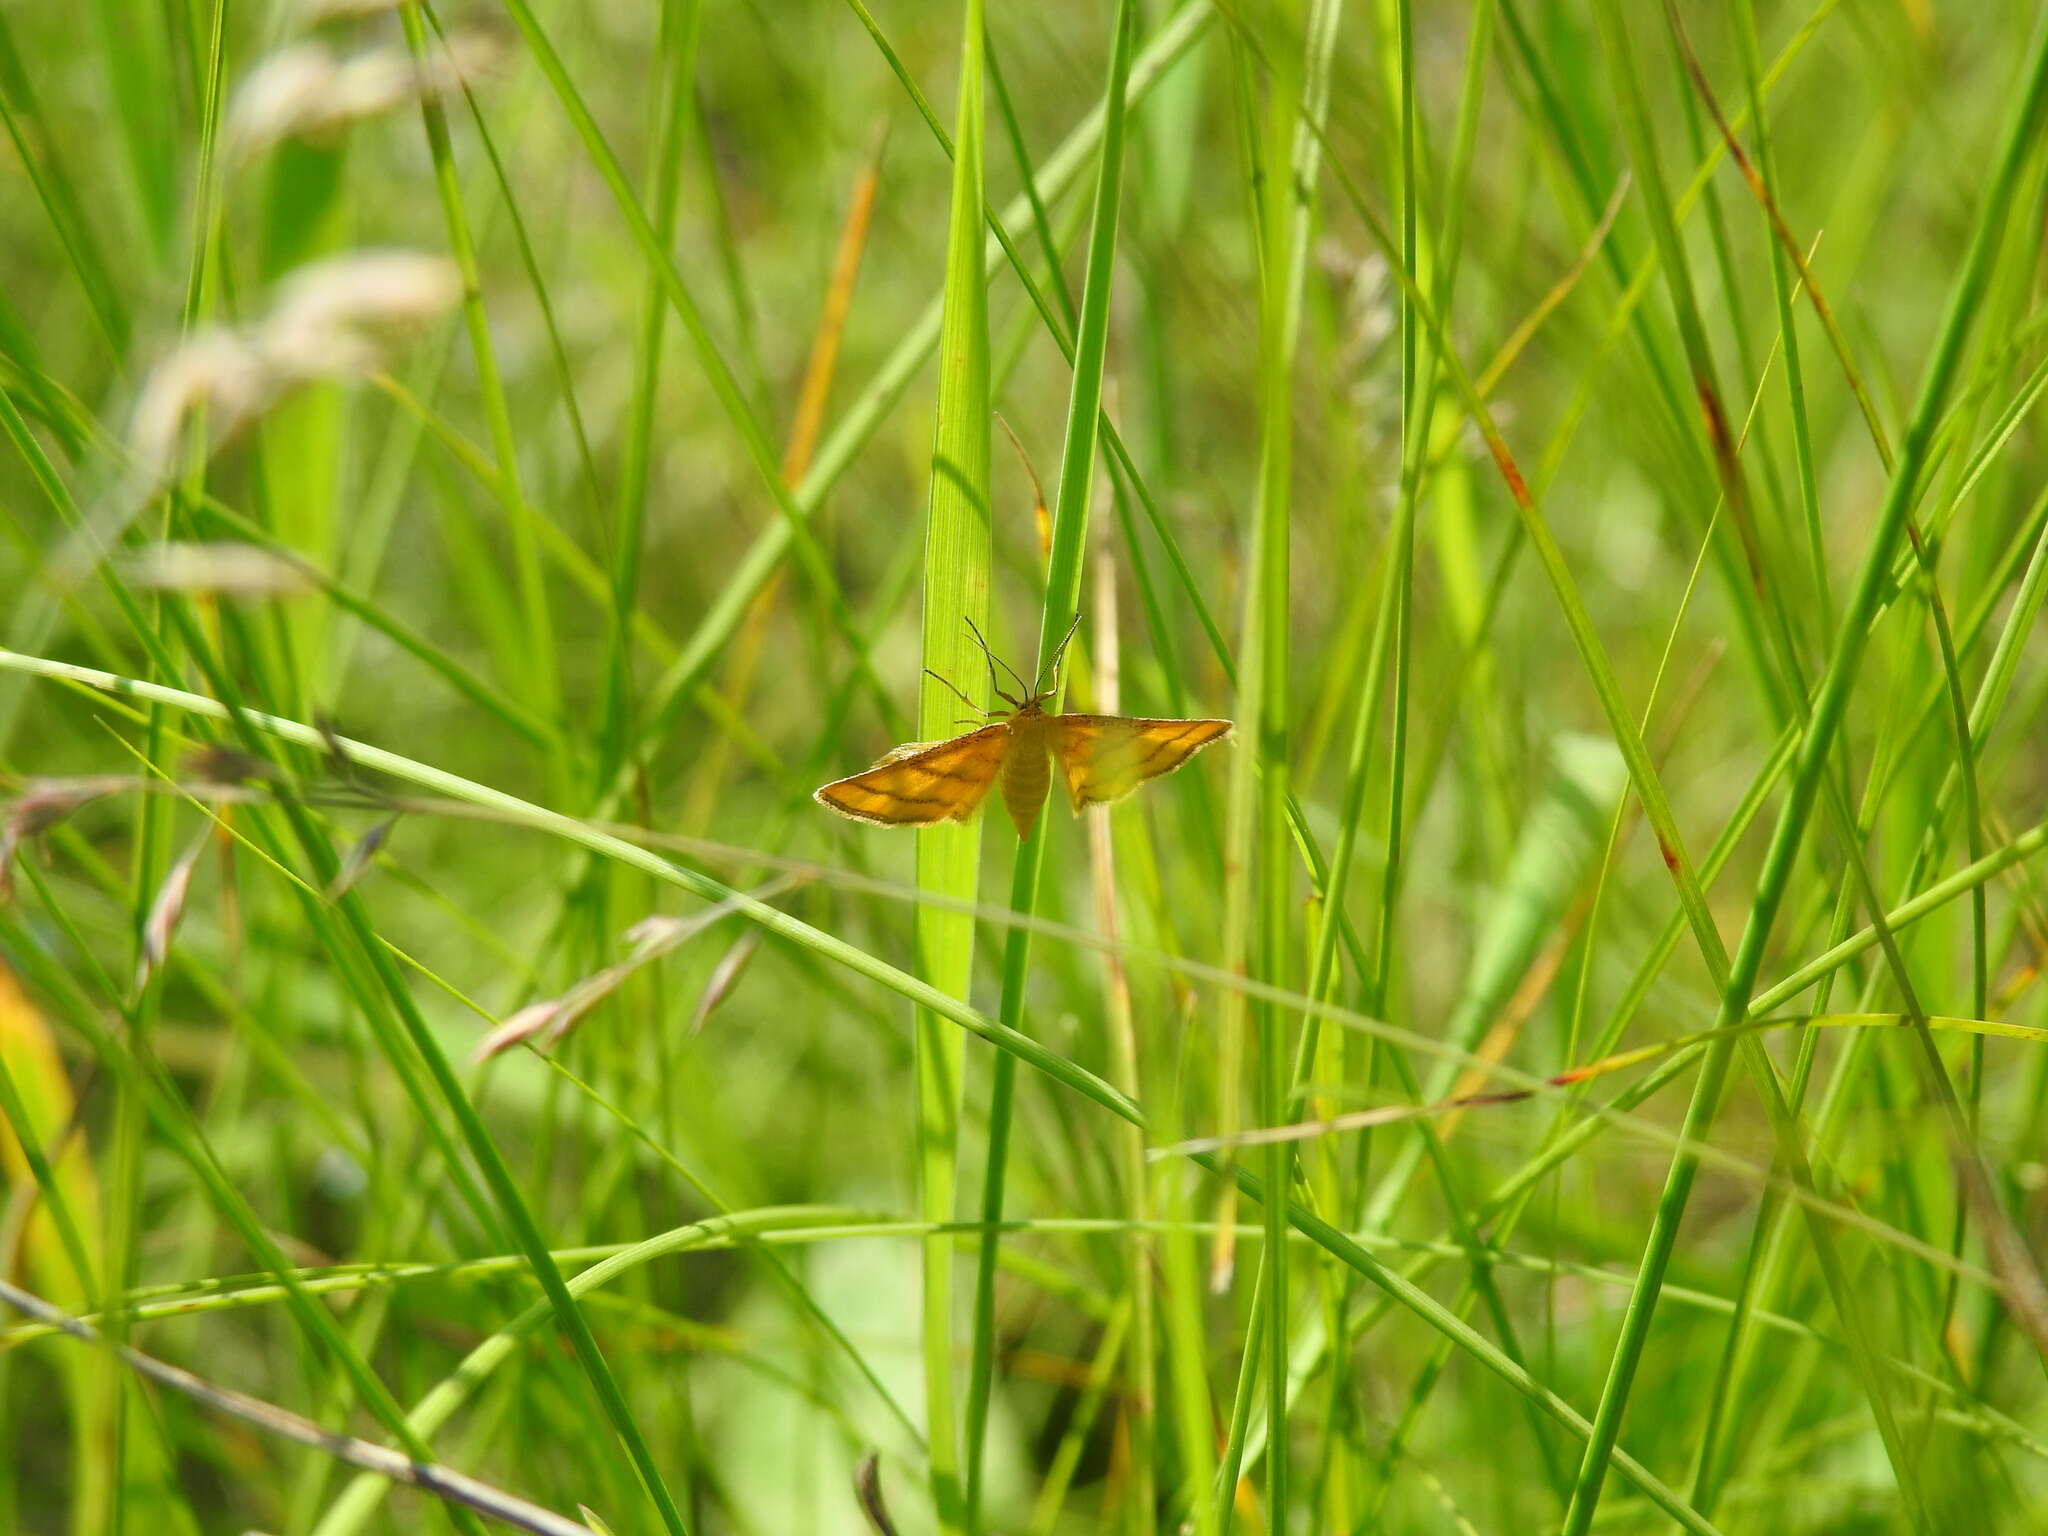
[914,7,993,1527]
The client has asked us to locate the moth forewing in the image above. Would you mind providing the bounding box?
[1049,714,1234,811]
[811,723,1009,826]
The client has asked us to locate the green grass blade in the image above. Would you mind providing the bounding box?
[914,8,992,1527]
[962,2,1136,1523]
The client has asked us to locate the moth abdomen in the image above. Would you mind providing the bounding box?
[999,706,1053,840]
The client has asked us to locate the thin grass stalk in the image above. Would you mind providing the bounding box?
[0,14,126,354]
[596,0,699,782]
[986,31,1080,338]
[1331,2,1503,1519]
[108,10,233,1518]
[1731,0,1828,631]
[1207,0,1268,1337]
[1086,559,1164,1530]
[1251,3,1337,1522]
[1214,5,1294,1522]
[428,2,604,531]
[1372,0,1418,1025]
[1094,473,1223,1516]
[399,3,561,728]
[1286,0,1494,1102]
[961,2,1135,1526]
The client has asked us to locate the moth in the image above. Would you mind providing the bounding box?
[814,618,1232,840]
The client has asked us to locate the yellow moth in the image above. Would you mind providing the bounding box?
[814,618,1232,839]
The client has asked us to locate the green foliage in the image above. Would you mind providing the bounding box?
[5,3,2048,1533]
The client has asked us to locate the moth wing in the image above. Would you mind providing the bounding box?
[1049,715,1233,812]
[813,724,1009,827]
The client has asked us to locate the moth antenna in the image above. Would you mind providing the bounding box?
[1037,612,1083,695]
[963,617,1027,706]
[923,668,988,717]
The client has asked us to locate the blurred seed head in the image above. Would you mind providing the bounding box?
[622,913,693,950]
[473,886,789,1064]
[127,249,459,481]
[1317,241,1394,362]
[226,44,343,151]
[689,930,763,1036]
[226,33,504,156]
[2,781,121,902]
[259,249,464,372]
[128,331,269,480]
[136,834,208,993]
[473,997,572,1062]
[326,816,396,900]
[127,541,315,597]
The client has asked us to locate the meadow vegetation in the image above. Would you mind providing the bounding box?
[5,1,2048,1531]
